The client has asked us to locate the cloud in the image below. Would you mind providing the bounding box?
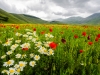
[0,0,100,20]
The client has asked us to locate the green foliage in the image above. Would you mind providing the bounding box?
[0,24,100,75]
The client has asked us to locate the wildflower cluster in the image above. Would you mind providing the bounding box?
[1,29,57,75]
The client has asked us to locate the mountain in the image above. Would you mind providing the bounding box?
[61,17,84,24]
[0,8,49,24]
[84,13,100,24]
[49,21,64,24]
[56,13,100,24]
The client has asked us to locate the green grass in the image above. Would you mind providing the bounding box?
[0,24,100,75]
[0,8,49,24]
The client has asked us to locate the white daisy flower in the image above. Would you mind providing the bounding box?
[8,68,15,75]
[27,32,33,35]
[35,41,42,48]
[43,49,48,55]
[15,32,22,36]
[29,61,36,67]
[3,40,12,46]
[48,49,54,56]
[43,41,51,47]
[38,46,48,54]
[1,70,8,74]
[6,51,13,55]
[14,64,20,69]
[20,43,30,49]
[18,61,27,71]
[3,60,14,67]
[30,53,34,58]
[21,54,27,59]
[15,68,21,75]
[38,46,45,54]
[1,55,6,59]
[45,33,54,38]
[32,38,37,43]
[10,44,19,50]
[33,31,37,37]
[27,36,33,40]
[23,34,28,38]
[34,55,40,61]
[15,54,21,58]
[15,40,21,43]
[8,38,13,41]
[29,36,33,40]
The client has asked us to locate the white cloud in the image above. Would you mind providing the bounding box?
[0,0,100,20]
[26,10,48,18]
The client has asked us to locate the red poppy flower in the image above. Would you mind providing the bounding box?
[49,42,57,49]
[40,31,45,35]
[79,50,83,53]
[22,48,29,51]
[88,42,93,45]
[49,28,53,32]
[15,26,19,29]
[61,38,66,43]
[74,34,78,38]
[95,37,99,42]
[97,34,100,38]
[33,28,36,31]
[82,32,86,36]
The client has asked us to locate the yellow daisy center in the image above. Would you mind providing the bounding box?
[19,63,24,67]
[49,51,53,54]
[10,70,14,73]
[35,56,39,59]
[17,68,20,72]
[44,50,47,53]
[32,62,35,65]
[7,61,11,65]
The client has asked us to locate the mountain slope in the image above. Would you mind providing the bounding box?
[61,17,84,24]
[56,13,100,24]
[84,13,100,24]
[0,8,48,24]
[0,8,25,23]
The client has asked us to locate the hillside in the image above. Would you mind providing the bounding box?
[56,13,100,24]
[61,17,84,24]
[84,13,100,24]
[0,8,49,24]
[0,8,25,23]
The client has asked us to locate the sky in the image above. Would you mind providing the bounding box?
[0,0,100,21]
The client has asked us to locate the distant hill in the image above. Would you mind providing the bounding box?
[59,17,84,24]
[49,21,65,24]
[56,13,100,24]
[0,8,49,24]
[84,13,100,24]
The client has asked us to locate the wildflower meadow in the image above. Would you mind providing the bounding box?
[0,24,100,75]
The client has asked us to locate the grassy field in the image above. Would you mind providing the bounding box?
[0,24,100,75]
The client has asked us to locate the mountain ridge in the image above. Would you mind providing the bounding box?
[56,13,100,24]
